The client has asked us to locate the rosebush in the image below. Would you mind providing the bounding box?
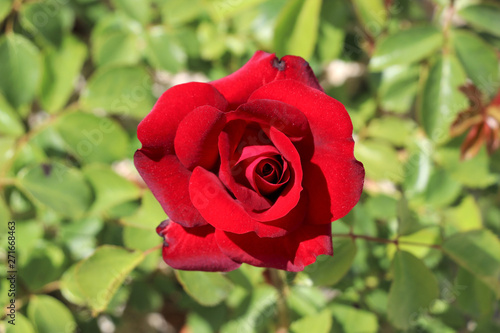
[1,0,500,332]
[135,51,364,272]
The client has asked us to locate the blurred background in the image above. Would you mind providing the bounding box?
[1,0,500,332]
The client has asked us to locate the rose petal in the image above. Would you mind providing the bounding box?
[157,220,240,272]
[134,150,207,227]
[249,80,364,223]
[218,124,303,221]
[231,99,311,141]
[219,126,273,212]
[174,105,227,170]
[137,82,228,156]
[214,223,333,272]
[303,144,365,224]
[210,51,322,108]
[189,167,307,237]
[248,80,353,147]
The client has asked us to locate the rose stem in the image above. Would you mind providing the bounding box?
[269,268,290,331]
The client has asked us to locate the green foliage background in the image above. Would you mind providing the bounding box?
[1,0,500,332]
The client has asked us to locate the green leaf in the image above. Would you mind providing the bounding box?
[403,137,433,199]
[0,34,41,108]
[424,169,461,207]
[0,0,13,23]
[19,2,65,47]
[419,54,468,143]
[366,195,398,220]
[11,312,35,333]
[330,303,379,333]
[128,281,163,312]
[317,21,344,62]
[27,295,76,333]
[20,241,65,291]
[19,162,92,217]
[56,111,129,164]
[366,116,416,146]
[387,251,439,329]
[220,286,277,333]
[123,226,160,251]
[458,3,500,37]
[443,230,500,298]
[444,195,482,234]
[59,217,103,260]
[437,146,498,188]
[84,164,140,214]
[122,191,167,229]
[61,245,144,315]
[354,140,403,182]
[39,35,87,112]
[80,66,155,118]
[397,196,422,236]
[161,0,205,26]
[60,264,86,306]
[302,238,357,286]
[274,0,322,60]
[209,0,268,21]
[176,270,234,306]
[352,0,386,36]
[110,0,151,24]
[90,15,143,67]
[371,26,443,70]
[291,309,332,333]
[451,29,499,97]
[145,26,186,72]
[455,267,495,319]
[287,285,326,316]
[0,93,24,137]
[388,227,441,260]
[378,64,420,113]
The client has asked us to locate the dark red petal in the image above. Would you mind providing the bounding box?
[248,80,353,147]
[156,220,240,272]
[219,126,273,212]
[214,223,333,272]
[250,80,364,223]
[134,150,207,227]
[137,82,228,155]
[189,167,307,237]
[174,105,227,170]
[210,51,322,108]
[256,127,303,221]
[230,99,311,141]
[303,144,365,224]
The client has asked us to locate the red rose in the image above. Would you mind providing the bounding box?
[135,51,364,272]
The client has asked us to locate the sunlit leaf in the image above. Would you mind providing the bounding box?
[419,54,468,143]
[371,26,443,70]
[443,230,500,298]
[80,66,155,117]
[28,295,76,333]
[302,238,357,286]
[176,270,234,306]
[387,251,439,329]
[0,34,41,108]
[60,245,144,315]
[39,35,87,112]
[19,162,92,217]
[458,3,500,37]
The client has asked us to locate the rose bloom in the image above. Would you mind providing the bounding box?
[135,51,364,272]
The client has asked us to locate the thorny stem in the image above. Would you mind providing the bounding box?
[269,269,290,332]
[332,233,442,250]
